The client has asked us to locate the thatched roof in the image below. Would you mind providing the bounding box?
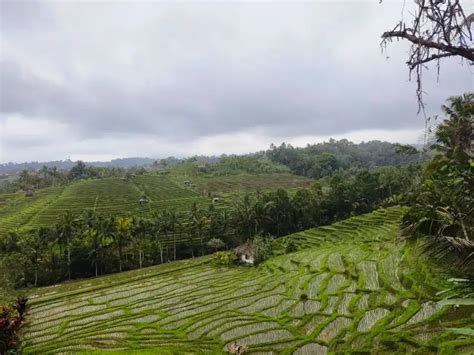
[234,240,256,257]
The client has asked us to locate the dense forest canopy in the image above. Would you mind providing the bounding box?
[266,140,421,178]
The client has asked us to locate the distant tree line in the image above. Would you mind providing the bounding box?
[168,154,288,176]
[0,157,159,174]
[1,140,421,194]
[0,162,149,193]
[0,164,419,290]
[266,139,422,179]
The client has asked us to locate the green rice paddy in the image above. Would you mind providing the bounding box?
[0,174,313,238]
[188,174,314,194]
[21,207,474,354]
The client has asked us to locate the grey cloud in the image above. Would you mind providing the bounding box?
[0,1,471,160]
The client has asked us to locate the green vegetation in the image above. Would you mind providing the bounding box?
[211,251,237,266]
[0,173,316,237]
[267,140,421,179]
[188,173,313,195]
[0,296,28,353]
[0,164,418,291]
[19,208,473,354]
[0,95,471,353]
[402,94,473,270]
[0,175,201,236]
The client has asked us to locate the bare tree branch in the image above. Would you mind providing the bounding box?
[381,30,474,62]
[381,0,473,116]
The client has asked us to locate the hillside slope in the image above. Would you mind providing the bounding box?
[0,173,313,237]
[21,207,473,354]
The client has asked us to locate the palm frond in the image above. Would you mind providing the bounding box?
[421,236,474,270]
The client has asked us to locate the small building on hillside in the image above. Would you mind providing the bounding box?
[234,241,257,266]
[139,197,149,207]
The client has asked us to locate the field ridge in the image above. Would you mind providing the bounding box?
[20,207,474,354]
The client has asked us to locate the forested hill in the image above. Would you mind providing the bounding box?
[0,158,162,174]
[2,140,420,176]
[266,140,422,179]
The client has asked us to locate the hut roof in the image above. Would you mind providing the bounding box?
[234,240,256,256]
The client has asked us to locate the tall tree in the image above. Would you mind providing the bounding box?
[114,216,132,272]
[402,94,473,270]
[55,211,77,280]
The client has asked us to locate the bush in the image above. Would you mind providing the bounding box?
[212,251,237,266]
[207,238,226,252]
[0,296,28,354]
[284,240,297,253]
[253,235,273,264]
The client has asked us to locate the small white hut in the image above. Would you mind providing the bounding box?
[234,241,256,266]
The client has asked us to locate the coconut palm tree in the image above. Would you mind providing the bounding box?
[189,203,209,256]
[151,212,165,264]
[434,93,473,162]
[166,209,180,261]
[114,216,133,272]
[19,229,46,286]
[131,217,149,268]
[85,217,113,277]
[233,194,257,239]
[55,211,77,280]
[401,94,473,270]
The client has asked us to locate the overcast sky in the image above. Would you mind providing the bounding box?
[0,0,471,163]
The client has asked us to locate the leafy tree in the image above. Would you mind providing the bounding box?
[68,161,87,179]
[267,140,419,178]
[253,235,273,265]
[402,94,473,270]
[207,238,225,252]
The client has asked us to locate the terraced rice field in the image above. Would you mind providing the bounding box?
[0,186,65,237]
[0,176,204,236]
[188,173,314,194]
[21,207,473,354]
[0,173,313,237]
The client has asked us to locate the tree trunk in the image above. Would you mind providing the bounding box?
[34,265,38,287]
[173,231,176,261]
[139,247,143,268]
[118,244,123,272]
[67,235,71,280]
[199,230,204,256]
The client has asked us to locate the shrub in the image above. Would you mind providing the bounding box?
[0,296,28,354]
[285,240,297,253]
[254,235,273,264]
[212,251,237,266]
[207,238,226,252]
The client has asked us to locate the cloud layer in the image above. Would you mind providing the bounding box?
[1,1,471,162]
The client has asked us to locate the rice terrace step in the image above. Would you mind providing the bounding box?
[20,207,473,354]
